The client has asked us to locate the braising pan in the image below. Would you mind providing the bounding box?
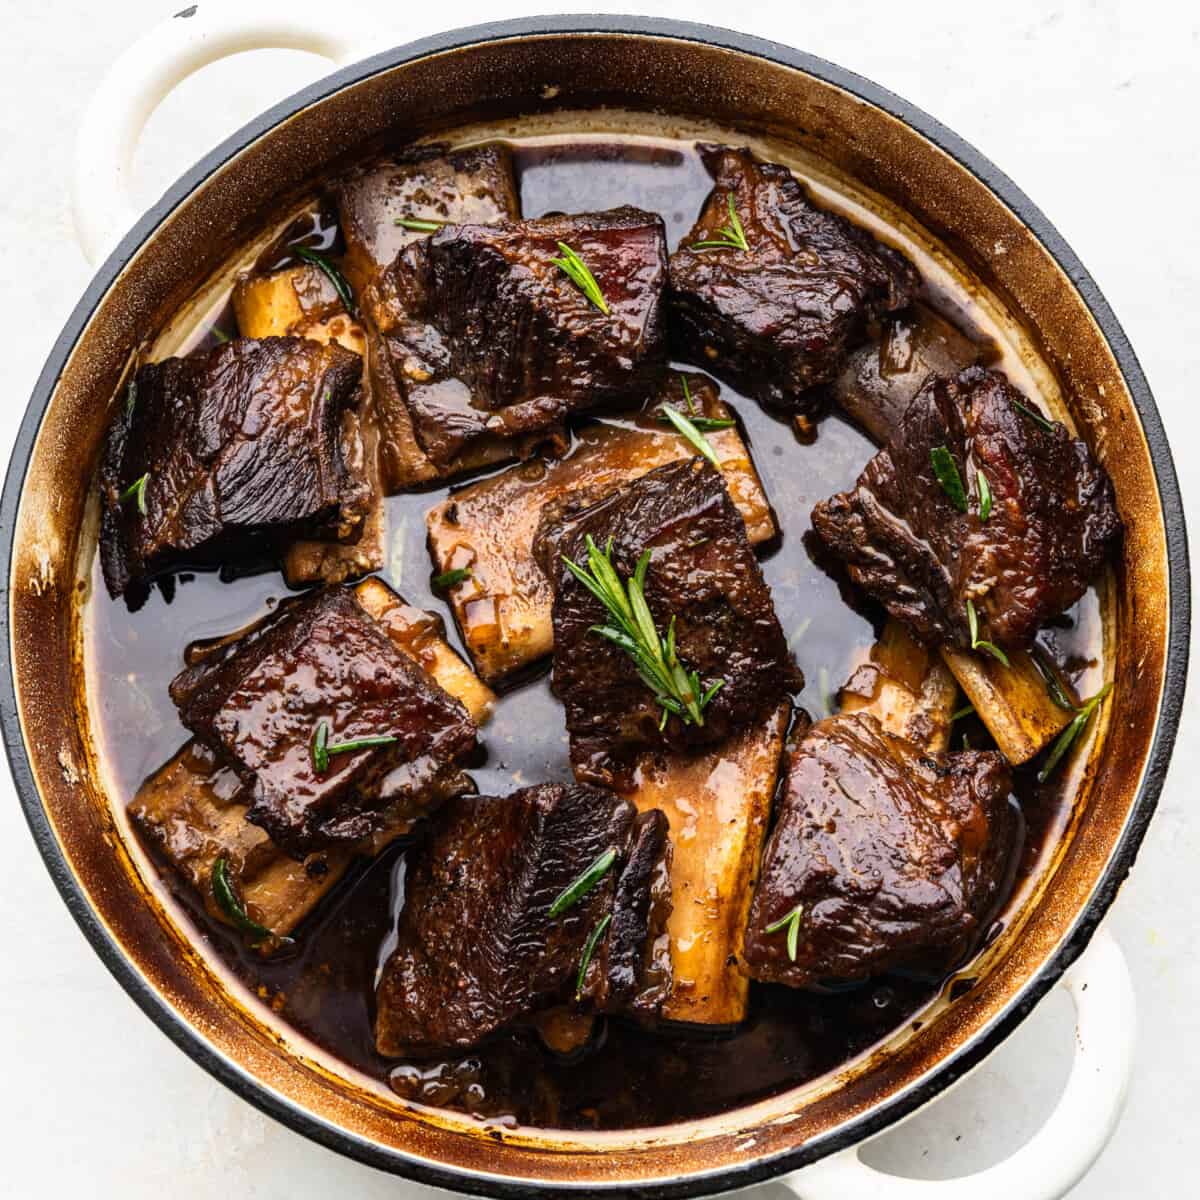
[3,8,1188,1198]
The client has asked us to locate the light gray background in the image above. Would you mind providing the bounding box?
[2,1,1195,1195]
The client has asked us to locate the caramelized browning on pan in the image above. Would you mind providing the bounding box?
[85,134,1115,1131]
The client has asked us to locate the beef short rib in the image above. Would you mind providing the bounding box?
[374,782,672,1056]
[743,712,1015,988]
[368,206,668,482]
[535,457,798,789]
[100,337,368,597]
[169,587,478,856]
[669,145,917,418]
[812,367,1122,651]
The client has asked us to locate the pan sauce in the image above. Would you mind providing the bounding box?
[82,131,1107,1130]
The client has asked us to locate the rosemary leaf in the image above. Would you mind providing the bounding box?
[549,848,618,917]
[119,473,149,516]
[576,912,613,999]
[394,215,447,232]
[563,536,723,727]
[1038,681,1113,782]
[965,598,1010,667]
[659,403,722,469]
[551,242,609,314]
[292,245,357,317]
[212,857,290,946]
[311,719,397,774]
[977,469,993,522]
[1012,397,1055,432]
[656,409,735,432]
[433,567,471,590]
[124,378,137,417]
[930,446,967,512]
[764,903,804,962]
[311,720,329,773]
[951,703,975,722]
[691,192,750,252]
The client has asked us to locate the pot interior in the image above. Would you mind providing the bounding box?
[5,25,1177,1193]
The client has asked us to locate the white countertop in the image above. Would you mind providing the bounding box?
[2,2,1196,1196]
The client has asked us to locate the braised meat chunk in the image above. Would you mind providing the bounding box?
[336,142,520,294]
[812,367,1122,651]
[743,713,1015,988]
[535,457,798,789]
[369,206,668,484]
[375,783,672,1056]
[100,337,368,597]
[169,587,478,856]
[669,145,917,418]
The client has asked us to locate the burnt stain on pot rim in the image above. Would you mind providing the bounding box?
[0,15,1189,1198]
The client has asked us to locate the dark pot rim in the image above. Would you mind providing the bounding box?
[2,14,1189,1198]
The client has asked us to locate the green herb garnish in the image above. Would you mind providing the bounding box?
[310,719,397,774]
[951,703,975,722]
[930,446,967,512]
[965,597,1010,667]
[210,326,231,344]
[1037,682,1113,782]
[659,403,722,469]
[433,568,472,590]
[119,473,149,516]
[1012,398,1055,433]
[691,192,750,252]
[394,215,447,232]
[657,409,735,433]
[977,469,992,522]
[549,847,618,918]
[124,378,137,417]
[562,536,724,728]
[575,912,613,999]
[292,245,357,317]
[1031,649,1076,711]
[212,857,290,946]
[551,242,609,314]
[764,903,804,962]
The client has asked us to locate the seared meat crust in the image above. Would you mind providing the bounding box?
[100,337,367,597]
[535,457,797,789]
[743,713,1015,988]
[169,587,477,856]
[669,145,917,417]
[811,367,1122,650]
[375,783,672,1056]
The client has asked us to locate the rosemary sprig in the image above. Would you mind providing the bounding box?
[930,446,967,513]
[1012,397,1055,433]
[1031,648,1076,711]
[977,469,993,522]
[764,903,804,962]
[965,597,1010,667]
[119,473,149,516]
[433,567,471,590]
[292,245,357,317]
[212,857,291,946]
[562,536,724,728]
[951,703,975,722]
[575,912,613,999]
[659,403,722,469]
[394,215,448,232]
[691,193,750,252]
[310,719,397,774]
[549,847,617,918]
[1038,681,1113,782]
[551,242,609,314]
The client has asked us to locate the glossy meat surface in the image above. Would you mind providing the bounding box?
[100,337,368,597]
[535,457,797,789]
[668,145,917,417]
[336,142,520,293]
[375,783,672,1056]
[812,367,1122,650]
[743,713,1016,988]
[169,587,478,856]
[369,206,668,477]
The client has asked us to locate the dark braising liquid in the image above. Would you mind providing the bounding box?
[84,135,1103,1130]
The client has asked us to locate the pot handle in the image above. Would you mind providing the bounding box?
[71,1,368,265]
[783,927,1135,1200]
